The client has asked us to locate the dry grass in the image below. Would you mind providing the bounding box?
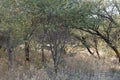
[1,56,120,80]
[0,46,120,80]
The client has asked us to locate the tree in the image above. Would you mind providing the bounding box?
[34,0,70,73]
[0,0,23,68]
[71,0,120,62]
[71,29,100,58]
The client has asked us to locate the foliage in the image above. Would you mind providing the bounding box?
[0,0,120,74]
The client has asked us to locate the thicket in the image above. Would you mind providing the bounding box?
[0,0,120,74]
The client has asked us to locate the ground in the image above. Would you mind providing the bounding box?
[0,45,120,80]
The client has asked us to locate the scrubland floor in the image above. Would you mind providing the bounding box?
[0,47,120,80]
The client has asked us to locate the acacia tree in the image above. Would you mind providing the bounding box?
[58,0,120,62]
[71,29,100,58]
[0,0,26,67]
[84,0,120,62]
[8,0,43,61]
[0,0,41,65]
[29,0,70,73]
[70,0,120,62]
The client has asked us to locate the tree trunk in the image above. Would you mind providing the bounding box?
[25,41,30,61]
[7,48,13,68]
[81,39,94,55]
[110,46,120,62]
[95,47,100,59]
[54,62,58,74]
[93,36,100,59]
[0,46,2,58]
[74,35,94,55]
[96,31,120,62]
[86,47,94,55]
[41,40,45,65]
[49,43,58,74]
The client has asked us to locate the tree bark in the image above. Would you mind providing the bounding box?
[93,36,100,59]
[25,41,30,61]
[96,31,120,62]
[41,40,45,65]
[95,47,100,59]
[86,47,94,55]
[110,45,120,62]
[74,35,94,55]
[80,29,120,61]
[54,62,58,74]
[7,48,13,69]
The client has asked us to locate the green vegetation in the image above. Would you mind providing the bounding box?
[0,0,120,80]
